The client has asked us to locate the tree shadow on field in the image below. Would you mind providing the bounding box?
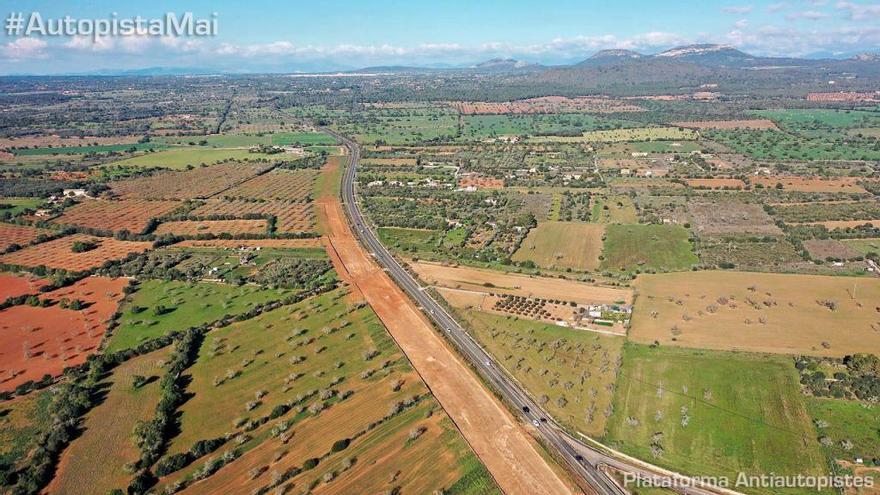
[160,373,194,455]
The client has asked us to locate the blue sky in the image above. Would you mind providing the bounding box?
[1,0,878,74]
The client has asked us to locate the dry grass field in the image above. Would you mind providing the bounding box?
[460,309,624,437]
[46,347,171,495]
[533,127,697,143]
[687,200,781,236]
[52,199,180,234]
[410,260,632,305]
[0,234,151,271]
[631,271,880,356]
[802,239,862,260]
[671,119,778,130]
[685,178,746,189]
[512,221,604,271]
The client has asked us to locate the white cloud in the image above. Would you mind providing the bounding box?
[722,5,754,14]
[159,36,203,53]
[786,10,831,19]
[835,1,880,20]
[721,23,880,56]
[65,35,115,52]
[1,37,48,60]
[735,18,750,28]
[767,2,791,12]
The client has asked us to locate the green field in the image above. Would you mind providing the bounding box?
[166,246,335,288]
[333,110,459,144]
[591,195,638,224]
[153,132,336,148]
[0,197,44,216]
[148,287,496,494]
[512,221,604,271]
[164,289,409,455]
[105,148,284,169]
[754,109,880,131]
[606,344,828,493]
[166,289,399,452]
[10,142,167,156]
[460,114,640,140]
[107,280,293,352]
[841,238,880,256]
[530,127,697,143]
[600,224,698,273]
[805,397,880,463]
[705,129,880,161]
[628,140,703,153]
[0,391,51,476]
[461,309,623,437]
[377,226,441,257]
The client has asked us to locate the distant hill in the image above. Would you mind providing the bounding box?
[576,49,643,67]
[472,58,543,73]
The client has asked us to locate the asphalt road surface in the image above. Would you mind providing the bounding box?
[326,128,728,495]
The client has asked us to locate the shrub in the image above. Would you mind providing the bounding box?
[330,438,350,452]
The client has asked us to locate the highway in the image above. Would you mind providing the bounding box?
[327,128,731,495]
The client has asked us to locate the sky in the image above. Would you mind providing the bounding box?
[1,0,878,74]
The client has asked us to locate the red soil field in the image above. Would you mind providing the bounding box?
[671,119,778,130]
[49,171,91,181]
[0,277,127,392]
[52,199,180,234]
[192,199,314,233]
[458,176,504,190]
[175,238,323,248]
[0,234,151,272]
[807,92,880,102]
[0,222,53,251]
[0,273,48,300]
[154,219,268,236]
[751,176,868,193]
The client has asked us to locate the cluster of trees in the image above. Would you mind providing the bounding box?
[797,354,880,401]
[247,258,333,290]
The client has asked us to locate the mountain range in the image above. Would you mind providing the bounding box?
[32,44,879,79]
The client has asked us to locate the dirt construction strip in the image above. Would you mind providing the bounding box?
[315,161,576,495]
